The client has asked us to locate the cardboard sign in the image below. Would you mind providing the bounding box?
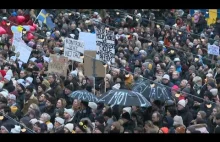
[208,44,219,56]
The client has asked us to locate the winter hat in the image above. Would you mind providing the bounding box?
[96,124,105,133]
[88,102,97,110]
[26,85,34,93]
[30,118,38,125]
[176,125,186,133]
[0,89,9,98]
[95,116,105,124]
[160,127,169,133]
[42,80,50,90]
[10,56,16,62]
[204,91,213,100]
[162,74,170,80]
[178,100,186,107]
[26,77,33,84]
[37,63,43,70]
[64,123,74,132]
[123,107,132,115]
[17,79,25,85]
[1,123,14,133]
[172,85,179,92]
[173,115,184,126]
[29,57,37,62]
[55,117,64,125]
[8,94,16,101]
[122,112,131,120]
[189,65,196,72]
[210,88,218,96]
[193,76,202,83]
[65,84,74,91]
[182,87,190,94]
[4,74,11,81]
[206,73,213,78]
[112,83,121,90]
[188,42,193,47]
[11,125,21,133]
[174,58,180,62]
[70,70,78,77]
[105,74,112,81]
[208,82,216,88]
[64,108,74,117]
[53,47,60,54]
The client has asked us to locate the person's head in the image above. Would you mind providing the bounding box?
[4,75,11,84]
[166,107,177,118]
[172,71,179,79]
[33,122,47,133]
[64,84,74,95]
[45,96,56,107]
[64,123,74,133]
[175,125,186,133]
[193,39,198,46]
[93,124,105,133]
[177,100,186,111]
[169,65,176,73]
[180,80,188,89]
[133,67,141,80]
[158,127,169,134]
[152,111,161,123]
[54,117,64,128]
[197,111,206,119]
[28,103,40,113]
[95,116,105,126]
[37,84,46,93]
[7,94,16,106]
[72,99,79,110]
[162,74,170,84]
[64,108,74,119]
[48,74,56,84]
[38,94,46,102]
[207,81,216,90]
[56,98,67,109]
[174,42,180,48]
[154,56,160,63]
[40,113,51,123]
[25,85,33,96]
[110,121,121,133]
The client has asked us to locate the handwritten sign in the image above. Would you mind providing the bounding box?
[12,32,24,52]
[98,89,151,107]
[70,90,98,103]
[95,26,115,64]
[15,42,32,63]
[208,44,219,56]
[79,32,96,51]
[48,54,68,77]
[64,38,84,62]
[132,81,172,102]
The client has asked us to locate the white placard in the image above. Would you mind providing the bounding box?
[208,44,219,56]
[79,32,96,51]
[16,42,32,63]
[95,26,115,64]
[64,38,84,62]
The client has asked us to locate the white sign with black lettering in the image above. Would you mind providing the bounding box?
[208,44,219,56]
[64,38,84,62]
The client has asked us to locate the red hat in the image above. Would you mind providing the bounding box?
[160,127,169,134]
[172,85,179,92]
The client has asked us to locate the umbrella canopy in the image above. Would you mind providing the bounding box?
[70,90,98,103]
[132,80,172,102]
[98,89,151,107]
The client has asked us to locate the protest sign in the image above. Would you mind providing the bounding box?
[79,32,96,51]
[95,26,115,64]
[208,44,219,56]
[15,42,32,63]
[84,51,105,77]
[12,32,23,51]
[64,38,84,62]
[48,54,68,77]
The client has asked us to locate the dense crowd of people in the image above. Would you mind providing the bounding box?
[0,9,220,133]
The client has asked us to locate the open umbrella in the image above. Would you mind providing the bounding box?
[70,90,98,103]
[132,80,172,102]
[98,89,151,107]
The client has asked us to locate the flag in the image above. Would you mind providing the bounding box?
[36,9,55,29]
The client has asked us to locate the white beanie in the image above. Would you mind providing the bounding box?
[178,100,186,107]
[173,115,184,126]
[70,70,78,77]
[64,123,74,132]
[123,107,132,115]
[0,89,9,98]
[210,88,218,96]
[162,74,170,80]
[64,108,74,117]
[55,117,64,125]
[11,125,21,133]
[26,77,33,84]
[88,102,97,110]
[4,74,11,81]
[112,83,121,90]
[29,57,37,62]
[6,69,13,77]
[29,118,38,125]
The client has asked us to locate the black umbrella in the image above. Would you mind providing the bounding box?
[132,80,172,102]
[70,90,99,103]
[98,89,151,107]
